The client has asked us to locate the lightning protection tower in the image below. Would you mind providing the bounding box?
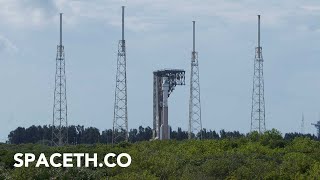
[113,6,128,144]
[250,15,266,133]
[188,21,202,139]
[301,113,305,134]
[52,13,68,146]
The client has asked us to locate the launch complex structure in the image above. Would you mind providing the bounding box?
[153,70,186,140]
[152,21,202,140]
[48,6,281,145]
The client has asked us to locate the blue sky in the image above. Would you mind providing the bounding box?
[1,0,320,141]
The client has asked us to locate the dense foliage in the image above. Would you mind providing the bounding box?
[1,129,320,179]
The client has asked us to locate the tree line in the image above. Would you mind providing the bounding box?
[7,125,319,145]
[2,130,320,179]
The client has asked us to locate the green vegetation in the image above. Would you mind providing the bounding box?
[1,129,320,179]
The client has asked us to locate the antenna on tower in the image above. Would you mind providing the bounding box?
[113,6,128,144]
[52,13,68,146]
[188,21,202,139]
[258,15,260,49]
[250,15,266,133]
[122,6,124,42]
[193,21,195,52]
[60,13,62,47]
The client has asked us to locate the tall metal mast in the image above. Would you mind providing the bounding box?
[301,113,305,134]
[113,6,128,144]
[188,21,202,139]
[52,13,68,146]
[250,15,266,133]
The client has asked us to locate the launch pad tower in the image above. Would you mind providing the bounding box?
[153,69,185,140]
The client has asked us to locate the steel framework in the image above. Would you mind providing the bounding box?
[188,21,202,139]
[251,15,266,133]
[52,13,68,146]
[113,6,128,144]
[153,69,185,140]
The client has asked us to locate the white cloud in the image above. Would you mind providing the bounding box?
[0,35,18,53]
[53,0,320,32]
[301,5,320,12]
[0,0,319,32]
[0,0,56,28]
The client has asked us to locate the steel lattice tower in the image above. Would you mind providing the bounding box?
[113,6,128,144]
[52,13,68,146]
[251,15,266,133]
[188,21,202,139]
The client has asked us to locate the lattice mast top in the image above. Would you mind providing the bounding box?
[301,113,305,134]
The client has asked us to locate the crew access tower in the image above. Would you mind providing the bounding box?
[153,70,185,140]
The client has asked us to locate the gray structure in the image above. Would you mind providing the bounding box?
[301,113,305,134]
[153,69,185,140]
[188,21,202,139]
[312,121,320,138]
[52,13,68,146]
[113,6,128,144]
[251,15,266,133]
